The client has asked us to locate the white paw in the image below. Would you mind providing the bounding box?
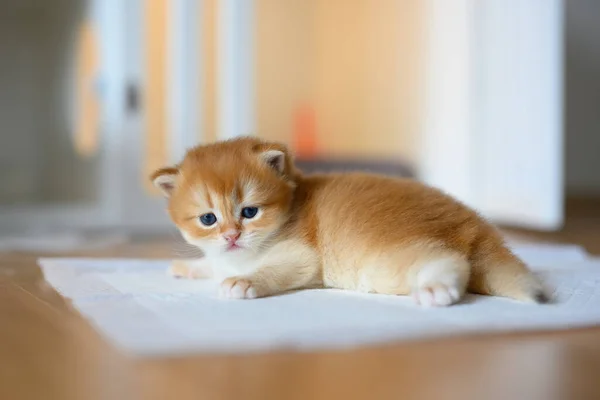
[168,263,188,278]
[168,262,194,279]
[412,284,462,307]
[168,260,210,279]
[219,278,258,299]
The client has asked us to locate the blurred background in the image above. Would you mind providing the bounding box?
[0,0,597,240]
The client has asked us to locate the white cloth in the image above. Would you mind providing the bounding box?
[39,243,600,357]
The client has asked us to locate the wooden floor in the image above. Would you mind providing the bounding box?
[1,199,600,400]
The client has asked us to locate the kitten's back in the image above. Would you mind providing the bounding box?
[299,173,480,252]
[292,173,545,302]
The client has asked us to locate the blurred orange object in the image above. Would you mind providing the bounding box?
[292,104,318,158]
[74,20,100,158]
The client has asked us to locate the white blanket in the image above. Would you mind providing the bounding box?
[39,243,600,357]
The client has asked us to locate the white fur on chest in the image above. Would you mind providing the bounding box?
[208,252,263,281]
[204,239,319,282]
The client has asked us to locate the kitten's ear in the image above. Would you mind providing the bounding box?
[260,150,286,174]
[150,166,179,197]
[254,141,293,176]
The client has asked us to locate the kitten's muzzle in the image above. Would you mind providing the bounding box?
[223,230,241,244]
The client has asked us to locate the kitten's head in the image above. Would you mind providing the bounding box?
[151,137,298,258]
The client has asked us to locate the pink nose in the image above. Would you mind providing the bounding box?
[223,230,241,243]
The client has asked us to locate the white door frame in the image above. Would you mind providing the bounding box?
[217,0,256,140]
[117,0,205,229]
[421,0,564,230]
[168,0,202,162]
[121,0,257,229]
[421,0,475,207]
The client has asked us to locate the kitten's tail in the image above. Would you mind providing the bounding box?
[467,229,548,303]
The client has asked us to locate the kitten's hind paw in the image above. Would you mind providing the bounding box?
[411,254,469,307]
[411,284,462,307]
[219,277,258,299]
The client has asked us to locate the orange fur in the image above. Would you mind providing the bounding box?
[151,137,546,306]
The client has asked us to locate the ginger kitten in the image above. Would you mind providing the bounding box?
[151,137,546,307]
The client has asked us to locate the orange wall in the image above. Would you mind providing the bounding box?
[144,0,169,191]
[255,0,315,145]
[74,20,100,158]
[255,0,425,162]
[202,0,218,144]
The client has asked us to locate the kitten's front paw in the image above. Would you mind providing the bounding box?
[411,284,462,307]
[168,259,211,279]
[168,260,195,279]
[219,277,258,299]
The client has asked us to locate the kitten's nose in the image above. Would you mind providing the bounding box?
[223,230,241,243]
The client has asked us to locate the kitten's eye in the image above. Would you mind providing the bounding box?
[241,207,259,219]
[199,213,217,226]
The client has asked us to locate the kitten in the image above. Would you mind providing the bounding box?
[151,137,546,306]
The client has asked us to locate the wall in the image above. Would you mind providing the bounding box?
[255,0,425,163]
[565,0,600,196]
[0,14,43,204]
[0,0,98,205]
[255,0,315,146]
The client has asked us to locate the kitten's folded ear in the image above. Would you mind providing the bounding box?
[261,149,286,173]
[254,142,292,175]
[150,166,179,197]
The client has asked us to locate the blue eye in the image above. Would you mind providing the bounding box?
[241,207,259,219]
[199,213,217,226]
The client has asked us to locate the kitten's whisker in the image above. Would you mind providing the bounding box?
[169,233,205,259]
